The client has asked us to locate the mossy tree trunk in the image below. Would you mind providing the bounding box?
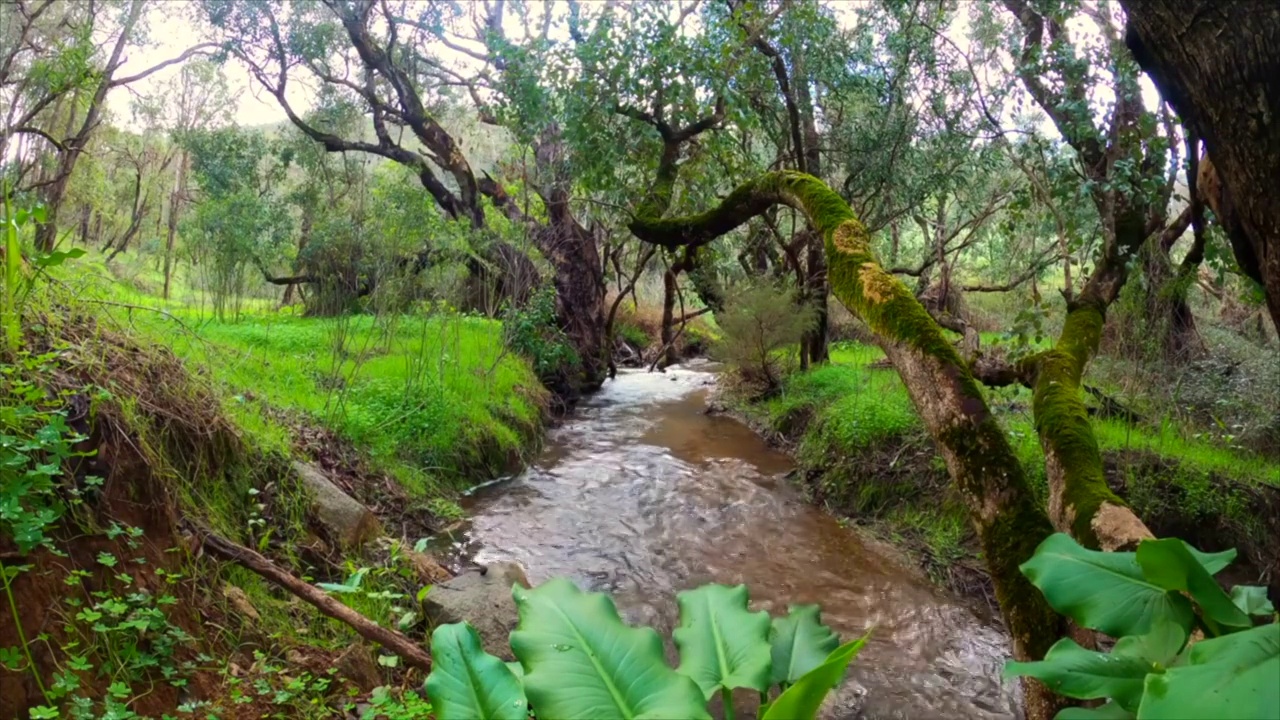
[629,171,1066,719]
[1001,0,1173,551]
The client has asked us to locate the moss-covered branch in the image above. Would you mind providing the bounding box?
[631,171,1065,718]
[1029,300,1153,550]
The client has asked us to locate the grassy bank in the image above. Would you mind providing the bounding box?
[1,257,550,717]
[62,255,547,516]
[734,341,1280,600]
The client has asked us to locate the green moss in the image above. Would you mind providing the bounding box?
[1030,305,1126,546]
[982,506,1064,659]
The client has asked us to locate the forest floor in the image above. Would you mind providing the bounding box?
[730,340,1280,609]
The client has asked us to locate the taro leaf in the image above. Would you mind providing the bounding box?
[674,583,772,699]
[1057,703,1136,719]
[1002,623,1184,714]
[769,604,839,688]
[1110,619,1187,669]
[1187,545,1236,576]
[1138,623,1279,720]
[509,578,710,720]
[761,633,869,720]
[1229,585,1275,617]
[1019,533,1193,637]
[1135,539,1251,631]
[1004,638,1152,711]
[425,623,528,720]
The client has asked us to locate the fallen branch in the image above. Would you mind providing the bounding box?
[193,524,432,673]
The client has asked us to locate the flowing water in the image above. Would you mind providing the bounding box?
[447,363,1018,719]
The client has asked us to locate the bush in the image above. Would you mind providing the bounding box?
[502,285,579,384]
[712,279,817,392]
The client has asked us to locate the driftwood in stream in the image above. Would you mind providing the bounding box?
[195,526,432,673]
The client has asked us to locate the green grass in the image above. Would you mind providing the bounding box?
[56,252,546,500]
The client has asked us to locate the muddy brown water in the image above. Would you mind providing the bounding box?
[446,363,1019,719]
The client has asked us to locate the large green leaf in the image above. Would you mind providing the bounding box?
[1138,623,1279,720]
[1135,539,1251,631]
[1057,703,1136,719]
[1229,585,1275,617]
[1110,620,1186,669]
[509,578,710,720]
[1186,545,1236,576]
[425,623,528,720]
[673,584,772,699]
[1020,533,1193,637]
[1004,637,1152,711]
[769,604,839,688]
[760,634,868,720]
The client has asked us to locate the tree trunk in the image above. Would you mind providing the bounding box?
[1122,0,1280,330]
[163,152,187,301]
[660,264,680,369]
[540,198,608,392]
[629,172,1065,718]
[77,206,90,246]
[795,48,829,366]
[283,206,312,307]
[106,167,148,263]
[1029,303,1154,550]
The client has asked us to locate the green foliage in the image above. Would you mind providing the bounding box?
[713,279,818,392]
[425,623,527,720]
[673,583,772,699]
[509,577,708,719]
[212,648,355,719]
[182,127,293,319]
[0,352,88,553]
[760,636,868,720]
[1006,533,1278,718]
[502,285,580,383]
[360,687,434,720]
[2,199,86,352]
[426,579,865,720]
[769,605,840,688]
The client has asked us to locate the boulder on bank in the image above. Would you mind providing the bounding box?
[293,461,382,549]
[423,562,530,660]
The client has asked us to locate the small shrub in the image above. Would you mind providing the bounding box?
[713,279,817,392]
[501,285,579,383]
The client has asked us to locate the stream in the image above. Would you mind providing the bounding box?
[446,362,1019,719]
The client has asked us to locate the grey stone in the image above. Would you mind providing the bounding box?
[293,461,382,549]
[422,562,530,660]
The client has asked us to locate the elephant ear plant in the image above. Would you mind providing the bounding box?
[1004,533,1279,720]
[424,578,869,720]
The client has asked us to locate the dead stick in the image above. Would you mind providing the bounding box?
[196,526,432,672]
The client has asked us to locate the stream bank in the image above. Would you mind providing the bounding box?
[728,342,1280,608]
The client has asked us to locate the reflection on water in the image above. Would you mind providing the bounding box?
[452,362,1018,719]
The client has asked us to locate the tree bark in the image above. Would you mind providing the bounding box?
[629,171,1065,718]
[1122,0,1280,330]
